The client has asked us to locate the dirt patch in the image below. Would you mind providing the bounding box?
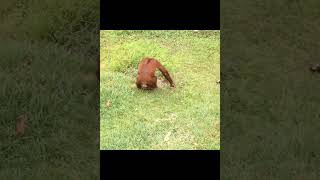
[157,77,170,88]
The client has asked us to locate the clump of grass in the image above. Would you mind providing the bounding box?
[105,39,171,72]
[0,0,99,57]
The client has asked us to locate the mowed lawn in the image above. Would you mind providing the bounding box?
[100,30,220,150]
[0,1,99,179]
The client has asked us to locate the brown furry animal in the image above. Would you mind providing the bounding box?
[136,58,175,90]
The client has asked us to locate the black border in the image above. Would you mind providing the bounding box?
[101,0,220,30]
[101,150,220,179]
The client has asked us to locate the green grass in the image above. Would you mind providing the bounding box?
[100,30,220,150]
[0,1,99,179]
[221,1,320,179]
[0,40,99,179]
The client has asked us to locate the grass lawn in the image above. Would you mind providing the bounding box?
[221,1,320,179]
[100,30,220,150]
[0,40,99,179]
[0,1,99,179]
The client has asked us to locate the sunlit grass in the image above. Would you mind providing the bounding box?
[100,30,220,150]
